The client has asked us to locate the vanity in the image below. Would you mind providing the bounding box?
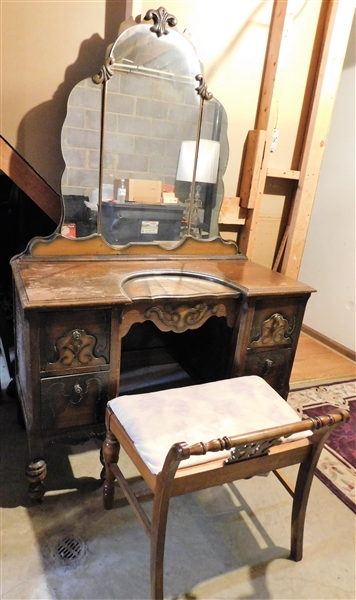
[11,7,313,500]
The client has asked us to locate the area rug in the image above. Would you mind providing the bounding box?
[288,380,356,513]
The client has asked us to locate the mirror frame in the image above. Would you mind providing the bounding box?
[32,6,239,257]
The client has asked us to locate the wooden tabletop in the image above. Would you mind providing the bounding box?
[12,255,314,310]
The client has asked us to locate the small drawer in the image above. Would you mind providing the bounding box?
[40,309,111,374]
[243,349,292,398]
[41,372,109,430]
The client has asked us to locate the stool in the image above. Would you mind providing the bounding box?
[102,375,349,599]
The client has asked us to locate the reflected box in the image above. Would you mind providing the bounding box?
[113,179,162,204]
[101,203,185,245]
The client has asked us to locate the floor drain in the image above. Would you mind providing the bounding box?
[53,536,86,564]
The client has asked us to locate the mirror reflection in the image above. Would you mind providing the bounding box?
[60,8,229,246]
[61,77,101,237]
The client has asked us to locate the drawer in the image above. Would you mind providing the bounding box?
[249,298,304,350]
[41,372,109,430]
[242,349,292,397]
[40,309,111,374]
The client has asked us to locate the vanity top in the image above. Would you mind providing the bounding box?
[12,255,314,309]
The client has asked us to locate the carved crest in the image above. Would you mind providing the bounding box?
[144,301,219,333]
[144,6,177,37]
[46,328,106,371]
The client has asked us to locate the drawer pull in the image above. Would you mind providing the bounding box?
[70,383,83,404]
[261,359,273,376]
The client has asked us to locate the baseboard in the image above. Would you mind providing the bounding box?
[302,325,356,362]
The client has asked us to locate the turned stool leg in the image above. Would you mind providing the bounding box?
[102,429,120,510]
[25,458,47,501]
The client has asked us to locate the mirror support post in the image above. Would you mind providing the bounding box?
[186,94,204,236]
[187,75,213,237]
[97,81,107,233]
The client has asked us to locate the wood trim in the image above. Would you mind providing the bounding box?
[302,324,356,363]
[0,136,61,224]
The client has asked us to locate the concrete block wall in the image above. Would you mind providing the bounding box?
[60,71,220,198]
[60,69,228,239]
[61,78,102,197]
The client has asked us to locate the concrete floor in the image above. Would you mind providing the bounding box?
[1,364,355,599]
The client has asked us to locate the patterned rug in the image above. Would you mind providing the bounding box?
[288,380,356,513]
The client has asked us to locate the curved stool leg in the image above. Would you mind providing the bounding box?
[102,430,120,510]
[291,427,338,561]
[150,446,183,599]
[150,485,171,600]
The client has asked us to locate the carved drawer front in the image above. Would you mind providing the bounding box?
[243,349,292,397]
[40,309,111,374]
[249,299,303,350]
[41,372,109,430]
[143,300,231,333]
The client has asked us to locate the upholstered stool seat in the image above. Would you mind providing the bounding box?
[108,376,311,474]
[103,375,349,600]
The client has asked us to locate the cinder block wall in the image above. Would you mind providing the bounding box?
[61,71,221,198]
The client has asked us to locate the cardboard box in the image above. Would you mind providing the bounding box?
[129,179,162,203]
[114,179,162,204]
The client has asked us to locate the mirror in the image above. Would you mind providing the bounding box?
[60,7,229,246]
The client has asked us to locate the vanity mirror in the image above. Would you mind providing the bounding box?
[60,6,228,246]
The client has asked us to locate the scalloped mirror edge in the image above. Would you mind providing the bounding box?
[34,6,240,258]
[28,233,239,258]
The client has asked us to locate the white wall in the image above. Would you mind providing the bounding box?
[299,16,355,351]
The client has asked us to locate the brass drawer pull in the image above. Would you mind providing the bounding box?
[261,359,273,376]
[70,383,83,404]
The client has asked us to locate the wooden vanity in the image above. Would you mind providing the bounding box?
[12,237,312,498]
[10,7,313,499]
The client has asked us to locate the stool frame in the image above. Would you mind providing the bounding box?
[103,404,349,599]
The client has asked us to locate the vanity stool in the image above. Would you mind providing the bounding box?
[102,375,349,600]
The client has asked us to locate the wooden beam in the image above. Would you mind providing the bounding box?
[254,1,290,131]
[0,136,61,224]
[267,168,300,180]
[281,0,356,278]
[238,0,290,257]
[239,130,266,209]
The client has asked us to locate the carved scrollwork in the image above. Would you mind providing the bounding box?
[144,301,219,333]
[46,328,106,371]
[195,74,213,101]
[92,56,115,84]
[144,6,177,37]
[251,312,296,347]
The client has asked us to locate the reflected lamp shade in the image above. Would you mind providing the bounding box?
[176,139,220,184]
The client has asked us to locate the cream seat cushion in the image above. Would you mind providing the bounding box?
[108,375,310,475]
